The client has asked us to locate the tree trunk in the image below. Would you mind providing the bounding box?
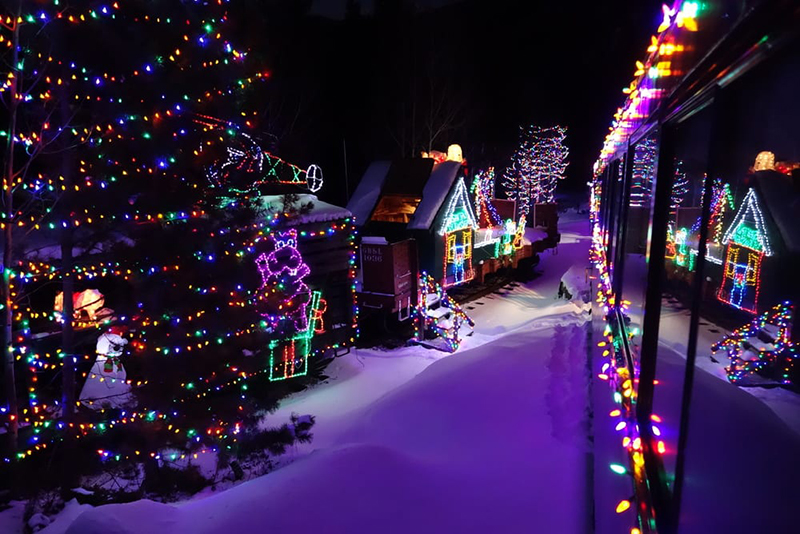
[60,232,75,422]
[59,225,77,494]
[59,98,76,425]
[59,74,78,494]
[3,1,22,451]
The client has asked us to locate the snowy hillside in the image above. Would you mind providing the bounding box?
[26,219,593,534]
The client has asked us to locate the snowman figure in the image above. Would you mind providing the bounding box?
[79,326,134,410]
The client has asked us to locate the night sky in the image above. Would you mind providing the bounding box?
[250,0,663,206]
[312,0,461,19]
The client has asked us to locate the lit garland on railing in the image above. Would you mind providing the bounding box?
[711,302,797,385]
[594,1,700,175]
[412,272,474,352]
[590,174,668,533]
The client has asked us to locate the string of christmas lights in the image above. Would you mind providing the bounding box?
[594,1,700,176]
[504,125,569,215]
[711,302,797,385]
[412,273,474,352]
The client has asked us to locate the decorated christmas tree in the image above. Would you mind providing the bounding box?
[0,1,327,482]
[529,125,569,204]
[503,131,532,218]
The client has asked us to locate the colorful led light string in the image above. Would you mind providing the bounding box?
[2,0,272,457]
[472,167,503,228]
[594,1,700,176]
[412,272,474,353]
[18,220,355,364]
[711,302,797,385]
[589,49,692,528]
[590,205,669,532]
[590,13,706,526]
[503,125,569,217]
[0,0,349,469]
[2,7,265,212]
[3,218,359,462]
[437,177,478,287]
[0,2,244,69]
[716,188,773,313]
[630,137,657,207]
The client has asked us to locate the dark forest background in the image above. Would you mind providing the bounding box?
[228,0,661,207]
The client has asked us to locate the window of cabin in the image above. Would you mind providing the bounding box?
[370,195,422,223]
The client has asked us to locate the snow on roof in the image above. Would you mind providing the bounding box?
[362,236,389,244]
[525,227,549,244]
[346,161,392,226]
[258,194,351,226]
[407,161,462,231]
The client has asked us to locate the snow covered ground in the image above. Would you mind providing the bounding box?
[5,216,593,534]
[653,339,800,533]
[657,298,800,437]
[608,253,800,532]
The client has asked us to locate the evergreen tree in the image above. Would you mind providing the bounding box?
[0,0,142,452]
[0,1,318,479]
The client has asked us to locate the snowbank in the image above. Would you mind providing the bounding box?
[59,315,591,534]
[33,218,594,534]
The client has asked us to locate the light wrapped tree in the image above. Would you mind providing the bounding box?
[503,125,569,217]
[530,125,569,204]
[671,159,689,217]
[630,136,658,207]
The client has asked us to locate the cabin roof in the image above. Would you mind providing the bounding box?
[408,161,464,230]
[348,159,466,232]
[752,170,800,254]
[347,161,392,224]
[432,176,479,235]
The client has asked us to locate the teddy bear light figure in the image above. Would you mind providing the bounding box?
[254,229,312,335]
